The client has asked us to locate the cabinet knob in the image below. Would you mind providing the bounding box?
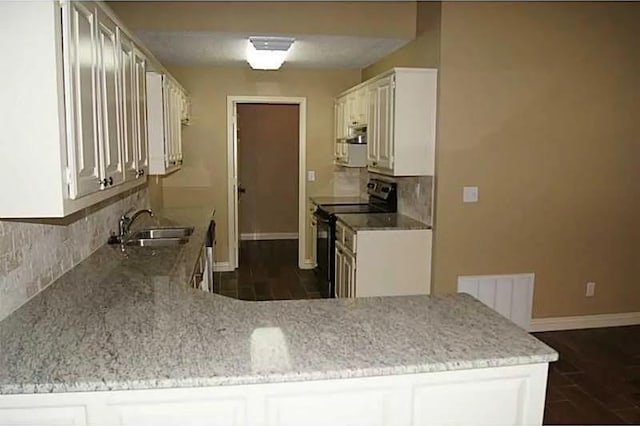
[98,178,107,187]
[136,169,145,178]
[108,177,113,186]
[372,161,378,166]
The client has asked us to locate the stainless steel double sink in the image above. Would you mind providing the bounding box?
[125,226,194,247]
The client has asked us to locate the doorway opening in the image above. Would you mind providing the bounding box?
[226,96,308,272]
[237,103,299,242]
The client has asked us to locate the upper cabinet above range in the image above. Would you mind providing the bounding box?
[0,1,188,218]
[334,68,438,176]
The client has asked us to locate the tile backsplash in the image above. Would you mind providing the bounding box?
[0,187,149,321]
[396,175,433,225]
[362,171,433,225]
[332,167,362,196]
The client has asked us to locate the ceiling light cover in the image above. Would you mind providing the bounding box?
[246,36,295,70]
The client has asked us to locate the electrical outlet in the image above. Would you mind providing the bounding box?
[586,281,596,297]
[307,170,316,182]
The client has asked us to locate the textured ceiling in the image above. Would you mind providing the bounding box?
[136,31,411,69]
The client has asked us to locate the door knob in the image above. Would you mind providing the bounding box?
[238,185,247,194]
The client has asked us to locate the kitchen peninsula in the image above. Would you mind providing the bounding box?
[0,210,557,425]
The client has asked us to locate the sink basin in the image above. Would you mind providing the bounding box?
[125,237,189,247]
[125,226,194,247]
[130,226,194,239]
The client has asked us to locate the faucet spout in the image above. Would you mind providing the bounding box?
[119,209,153,241]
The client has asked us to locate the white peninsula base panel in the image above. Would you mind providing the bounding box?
[0,363,549,426]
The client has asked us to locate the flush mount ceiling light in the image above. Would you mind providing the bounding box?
[246,36,295,70]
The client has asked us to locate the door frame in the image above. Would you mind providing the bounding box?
[226,96,308,270]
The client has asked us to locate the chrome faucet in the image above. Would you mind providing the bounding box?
[119,208,153,241]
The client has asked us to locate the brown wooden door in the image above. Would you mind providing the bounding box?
[237,104,299,240]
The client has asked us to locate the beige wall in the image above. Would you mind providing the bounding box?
[237,103,299,236]
[434,2,640,318]
[155,67,361,263]
[364,1,640,318]
[362,2,441,79]
[108,1,417,39]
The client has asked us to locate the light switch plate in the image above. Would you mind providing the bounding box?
[307,170,316,182]
[463,186,479,203]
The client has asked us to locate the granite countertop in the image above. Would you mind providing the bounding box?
[309,195,368,206]
[337,212,431,231]
[0,209,556,395]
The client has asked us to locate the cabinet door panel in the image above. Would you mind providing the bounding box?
[63,1,101,199]
[134,50,148,176]
[366,86,378,165]
[162,79,172,167]
[96,12,123,187]
[265,388,393,426]
[111,400,246,426]
[376,78,394,171]
[0,406,87,425]
[335,247,343,298]
[412,376,531,425]
[357,88,368,124]
[344,252,355,298]
[118,32,136,180]
[174,87,183,163]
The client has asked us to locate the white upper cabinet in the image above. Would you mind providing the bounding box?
[374,75,394,172]
[118,30,138,181]
[134,49,149,178]
[147,72,187,176]
[63,1,102,199]
[0,1,182,218]
[96,9,123,189]
[335,68,438,177]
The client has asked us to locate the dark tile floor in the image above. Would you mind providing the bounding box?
[214,240,324,301]
[534,326,640,425]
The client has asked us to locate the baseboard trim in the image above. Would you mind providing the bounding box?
[213,262,234,272]
[529,311,640,332]
[299,260,316,270]
[240,232,299,241]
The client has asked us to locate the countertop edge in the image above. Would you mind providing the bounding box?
[0,353,557,395]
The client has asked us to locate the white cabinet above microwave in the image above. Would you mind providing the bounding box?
[334,68,437,177]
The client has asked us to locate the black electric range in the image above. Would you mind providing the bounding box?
[313,179,397,298]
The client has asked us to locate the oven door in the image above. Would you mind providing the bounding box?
[313,210,334,298]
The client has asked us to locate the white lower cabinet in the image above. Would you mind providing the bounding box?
[307,202,318,267]
[0,406,87,425]
[109,399,246,426]
[335,221,432,298]
[0,363,549,426]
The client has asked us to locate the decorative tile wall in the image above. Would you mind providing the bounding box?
[0,187,149,321]
[363,171,433,225]
[332,167,362,196]
[396,175,433,225]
